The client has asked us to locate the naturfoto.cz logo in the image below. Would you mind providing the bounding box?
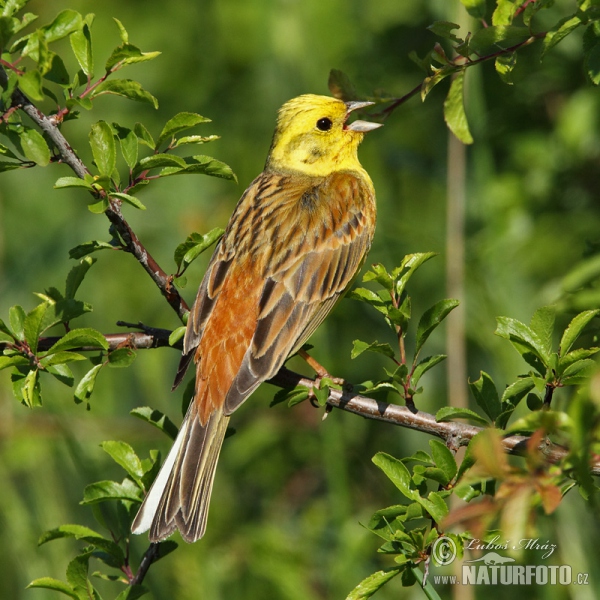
[431,536,590,587]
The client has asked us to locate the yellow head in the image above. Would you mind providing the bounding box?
[265,94,381,177]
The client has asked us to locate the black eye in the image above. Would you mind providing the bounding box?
[316,117,332,131]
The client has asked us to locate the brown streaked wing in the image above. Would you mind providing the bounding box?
[223,171,375,414]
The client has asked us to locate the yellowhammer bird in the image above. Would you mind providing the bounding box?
[132,94,382,542]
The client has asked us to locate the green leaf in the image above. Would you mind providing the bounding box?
[27,578,78,599]
[495,52,517,84]
[105,42,161,72]
[411,354,447,388]
[443,70,473,145]
[559,347,600,373]
[19,127,50,166]
[501,376,535,407]
[69,240,116,259]
[542,13,583,58]
[427,21,462,42]
[74,363,103,404]
[43,53,70,86]
[561,359,597,385]
[115,585,149,600]
[107,347,136,368]
[429,439,457,483]
[159,154,236,181]
[47,329,108,353]
[90,79,158,108]
[112,124,138,170]
[113,18,128,43]
[173,134,219,148]
[66,552,92,597]
[495,316,550,365]
[415,298,459,358]
[44,9,83,43]
[393,252,437,297]
[18,69,44,101]
[9,304,26,341]
[65,256,95,300]
[269,386,309,407]
[469,371,501,421]
[419,490,449,523]
[530,305,555,359]
[130,406,178,440]
[372,452,417,501]
[134,153,186,175]
[22,368,41,407]
[134,122,155,149]
[584,22,600,85]
[436,406,489,426]
[0,355,29,371]
[109,192,146,210]
[54,176,94,190]
[362,263,394,290]
[89,121,115,177]
[70,22,93,76]
[173,228,225,271]
[492,0,519,25]
[470,25,531,55]
[23,302,48,354]
[347,287,388,313]
[157,112,211,148]
[168,326,186,347]
[345,567,403,600]
[460,0,487,19]
[81,478,143,504]
[421,65,459,100]
[101,441,144,485]
[559,310,599,355]
[351,339,396,360]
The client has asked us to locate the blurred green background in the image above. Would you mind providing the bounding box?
[1,0,600,598]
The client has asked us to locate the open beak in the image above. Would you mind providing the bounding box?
[344,100,383,132]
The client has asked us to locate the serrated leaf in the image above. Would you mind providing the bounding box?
[107,347,136,367]
[345,567,403,600]
[90,79,158,108]
[74,363,103,404]
[373,452,417,501]
[65,256,95,300]
[0,355,29,371]
[19,127,50,166]
[70,22,93,76]
[159,154,236,181]
[9,305,26,340]
[542,14,583,58]
[66,552,92,596]
[130,406,178,440]
[560,359,597,385]
[351,339,396,360]
[27,578,78,599]
[109,192,146,210]
[436,406,490,426]
[112,124,138,170]
[69,240,116,259]
[134,153,186,175]
[347,287,388,313]
[495,316,550,365]
[22,368,41,407]
[362,263,394,290]
[501,376,535,407]
[23,302,48,354]
[89,121,115,177]
[54,176,94,190]
[411,354,446,388]
[44,9,82,43]
[101,441,144,485]
[393,253,437,297]
[134,122,155,149]
[530,305,555,358]
[469,371,501,421]
[429,439,457,483]
[444,70,473,145]
[105,42,160,72]
[415,298,459,358]
[173,134,219,147]
[156,112,211,148]
[420,490,449,523]
[421,65,458,100]
[81,478,143,504]
[559,310,599,356]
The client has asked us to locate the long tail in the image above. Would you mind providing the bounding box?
[131,403,230,543]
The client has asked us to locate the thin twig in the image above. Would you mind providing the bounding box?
[130,543,160,586]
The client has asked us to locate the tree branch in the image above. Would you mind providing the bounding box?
[11,328,595,476]
[130,543,160,586]
[0,65,189,321]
